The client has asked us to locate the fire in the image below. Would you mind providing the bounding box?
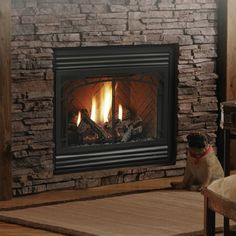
[76,111,81,127]
[101,82,112,123]
[77,82,113,125]
[91,96,96,122]
[118,104,123,120]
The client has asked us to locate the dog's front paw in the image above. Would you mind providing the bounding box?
[170,182,184,189]
[189,185,201,192]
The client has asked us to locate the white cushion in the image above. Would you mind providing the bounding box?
[207,175,236,201]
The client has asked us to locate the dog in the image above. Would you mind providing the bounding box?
[171,132,224,191]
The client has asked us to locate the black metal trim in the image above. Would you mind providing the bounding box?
[55,145,168,173]
[216,0,228,166]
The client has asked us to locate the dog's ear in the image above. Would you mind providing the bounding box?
[202,133,209,145]
[186,134,192,142]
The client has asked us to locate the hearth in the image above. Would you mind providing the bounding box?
[54,45,177,173]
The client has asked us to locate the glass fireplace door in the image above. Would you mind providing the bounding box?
[54,45,177,173]
[61,75,159,149]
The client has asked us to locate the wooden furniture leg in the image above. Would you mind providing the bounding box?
[223,130,230,177]
[224,217,230,236]
[204,196,215,236]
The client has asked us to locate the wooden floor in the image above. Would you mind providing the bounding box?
[0,176,181,235]
[0,221,63,236]
[0,175,227,235]
[0,190,219,236]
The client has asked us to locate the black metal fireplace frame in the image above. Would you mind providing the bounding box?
[54,44,178,174]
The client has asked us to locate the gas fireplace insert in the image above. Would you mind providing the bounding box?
[54,45,177,174]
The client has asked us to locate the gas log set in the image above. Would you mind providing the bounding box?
[67,82,145,147]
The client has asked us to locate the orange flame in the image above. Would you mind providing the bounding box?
[118,104,123,121]
[91,96,96,122]
[84,82,113,125]
[76,111,81,127]
[102,83,112,123]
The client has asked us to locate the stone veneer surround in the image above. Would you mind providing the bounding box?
[11,0,219,196]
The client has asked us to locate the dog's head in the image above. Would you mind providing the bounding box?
[187,132,209,150]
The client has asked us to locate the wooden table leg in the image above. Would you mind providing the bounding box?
[224,217,230,236]
[223,130,230,177]
[204,196,215,236]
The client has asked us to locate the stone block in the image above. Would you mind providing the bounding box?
[37,3,80,15]
[32,184,47,193]
[86,179,101,188]
[13,151,29,159]
[185,27,216,36]
[193,103,218,112]
[139,170,165,180]
[193,49,217,58]
[101,175,119,185]
[157,2,175,10]
[128,20,146,31]
[26,0,37,8]
[123,34,147,43]
[12,24,35,36]
[201,3,217,9]
[196,73,218,81]
[110,5,129,12]
[106,24,127,31]
[145,34,162,42]
[128,11,141,19]
[47,181,75,191]
[12,80,53,99]
[35,24,62,35]
[28,142,54,150]
[140,5,158,11]
[102,18,127,25]
[196,61,215,73]
[80,4,108,13]
[178,103,192,112]
[57,33,81,42]
[207,12,217,20]
[12,0,25,9]
[163,29,184,35]
[97,13,127,19]
[75,179,87,189]
[12,121,29,133]
[179,50,193,60]
[30,123,53,131]
[142,11,173,18]
[141,19,162,24]
[174,10,194,22]
[176,4,201,10]
[124,174,138,183]
[193,35,216,44]
[165,169,185,177]
[161,22,187,29]
[22,15,59,24]
[187,20,210,28]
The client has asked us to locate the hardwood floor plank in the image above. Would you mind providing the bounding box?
[0,221,64,236]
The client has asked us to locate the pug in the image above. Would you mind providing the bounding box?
[171,132,224,191]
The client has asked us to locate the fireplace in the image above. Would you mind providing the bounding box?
[9,0,219,196]
[54,45,177,174]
